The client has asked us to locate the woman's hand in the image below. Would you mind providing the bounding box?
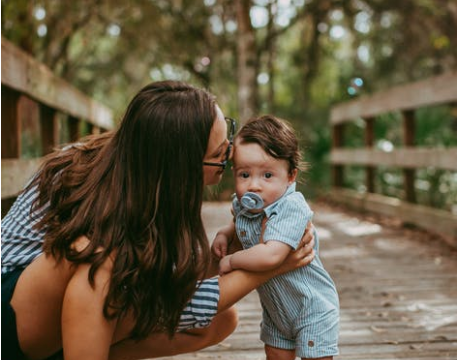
[274,222,315,276]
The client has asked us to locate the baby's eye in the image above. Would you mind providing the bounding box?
[240,172,250,179]
[264,172,273,179]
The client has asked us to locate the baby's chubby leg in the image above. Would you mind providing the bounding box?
[265,344,296,360]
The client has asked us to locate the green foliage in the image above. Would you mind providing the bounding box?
[2,0,456,209]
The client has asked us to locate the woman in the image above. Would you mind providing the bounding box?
[1,81,315,360]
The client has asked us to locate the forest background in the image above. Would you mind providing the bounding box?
[2,0,457,210]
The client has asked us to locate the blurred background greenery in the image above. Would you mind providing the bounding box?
[2,0,456,208]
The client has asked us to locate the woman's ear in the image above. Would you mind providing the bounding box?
[288,169,298,184]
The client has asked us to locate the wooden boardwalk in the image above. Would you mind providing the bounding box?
[155,201,457,360]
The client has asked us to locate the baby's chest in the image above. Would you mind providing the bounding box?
[236,218,263,247]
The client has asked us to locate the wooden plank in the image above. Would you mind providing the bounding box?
[1,86,21,158]
[1,158,43,198]
[1,36,114,130]
[330,72,457,124]
[326,188,457,246]
[330,147,457,171]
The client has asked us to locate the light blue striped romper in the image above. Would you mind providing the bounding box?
[1,185,220,331]
[233,183,339,358]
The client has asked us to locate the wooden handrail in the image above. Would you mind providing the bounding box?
[329,73,457,246]
[330,72,457,124]
[1,37,114,211]
[1,37,113,129]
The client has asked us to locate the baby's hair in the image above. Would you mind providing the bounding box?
[235,115,307,174]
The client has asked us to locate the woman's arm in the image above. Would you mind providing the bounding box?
[216,223,315,312]
[62,261,117,360]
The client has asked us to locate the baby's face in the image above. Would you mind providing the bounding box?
[232,142,297,210]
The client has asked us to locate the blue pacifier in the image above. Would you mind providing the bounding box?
[240,192,264,210]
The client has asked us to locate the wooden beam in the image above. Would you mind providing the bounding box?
[1,36,114,130]
[330,72,457,124]
[330,147,457,171]
[1,158,43,198]
[327,188,457,247]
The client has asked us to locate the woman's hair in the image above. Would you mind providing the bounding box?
[235,115,307,173]
[29,80,217,338]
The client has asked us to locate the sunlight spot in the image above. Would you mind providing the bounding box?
[329,25,345,40]
[354,11,371,34]
[380,12,393,28]
[407,302,457,331]
[34,6,46,20]
[276,5,296,27]
[316,227,332,240]
[107,24,121,37]
[225,20,237,33]
[382,45,393,57]
[330,9,344,21]
[336,218,382,237]
[210,15,223,35]
[201,57,211,66]
[37,24,47,37]
[357,44,370,63]
[377,139,394,152]
[322,246,365,258]
[251,6,269,28]
[149,68,162,80]
[415,179,430,191]
[257,72,269,85]
[317,22,328,33]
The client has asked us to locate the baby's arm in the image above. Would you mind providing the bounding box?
[211,222,236,259]
[219,240,291,275]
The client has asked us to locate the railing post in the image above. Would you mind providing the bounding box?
[40,104,59,155]
[1,86,21,159]
[1,87,22,216]
[402,109,416,203]
[365,117,375,193]
[68,116,80,143]
[332,124,344,188]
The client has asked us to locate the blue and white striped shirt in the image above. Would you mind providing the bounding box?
[1,186,47,274]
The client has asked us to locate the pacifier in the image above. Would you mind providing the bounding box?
[240,192,264,210]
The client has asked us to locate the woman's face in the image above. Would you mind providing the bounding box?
[203,105,230,185]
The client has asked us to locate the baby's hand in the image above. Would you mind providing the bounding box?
[219,255,233,276]
[212,233,229,259]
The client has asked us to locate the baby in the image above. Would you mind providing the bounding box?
[212,115,339,360]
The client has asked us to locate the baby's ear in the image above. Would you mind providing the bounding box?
[288,169,298,184]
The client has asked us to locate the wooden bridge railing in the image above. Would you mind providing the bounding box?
[1,37,115,216]
[329,72,457,247]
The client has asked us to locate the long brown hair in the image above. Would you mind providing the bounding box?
[29,81,216,338]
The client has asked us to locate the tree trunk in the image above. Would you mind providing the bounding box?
[236,0,258,124]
